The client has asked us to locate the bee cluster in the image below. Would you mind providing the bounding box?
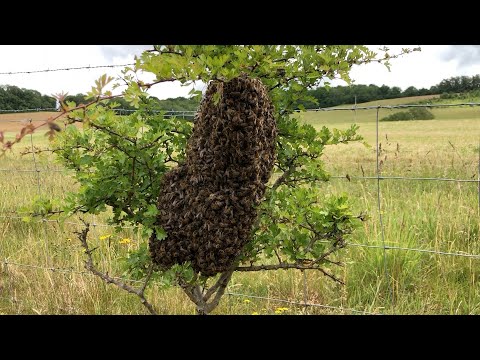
[149,75,277,276]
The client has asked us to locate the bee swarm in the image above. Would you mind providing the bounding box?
[149,75,277,276]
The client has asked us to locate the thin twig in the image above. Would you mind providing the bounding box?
[235,262,344,285]
[75,220,158,315]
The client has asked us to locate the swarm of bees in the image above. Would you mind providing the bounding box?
[149,75,277,276]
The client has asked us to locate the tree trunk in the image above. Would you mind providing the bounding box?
[180,268,235,315]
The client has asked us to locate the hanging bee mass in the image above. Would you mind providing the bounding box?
[149,75,278,276]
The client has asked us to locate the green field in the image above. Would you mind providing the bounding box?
[1,96,480,314]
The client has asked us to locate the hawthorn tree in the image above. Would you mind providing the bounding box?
[1,45,418,314]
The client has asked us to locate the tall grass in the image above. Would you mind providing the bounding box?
[1,101,480,314]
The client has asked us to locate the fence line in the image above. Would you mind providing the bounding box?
[0,108,196,121]
[2,98,480,314]
[299,102,480,111]
[1,168,477,184]
[329,175,479,183]
[4,102,480,116]
[1,258,375,314]
[0,63,135,76]
[0,169,65,173]
[0,215,136,229]
[0,108,57,113]
[2,213,480,260]
[225,292,377,315]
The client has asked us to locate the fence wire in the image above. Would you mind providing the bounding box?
[300,102,480,111]
[1,91,480,314]
[0,63,135,76]
[0,108,196,121]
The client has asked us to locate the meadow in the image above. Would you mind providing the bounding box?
[1,96,479,314]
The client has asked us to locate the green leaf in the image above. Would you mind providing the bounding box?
[48,45,406,292]
[155,226,168,241]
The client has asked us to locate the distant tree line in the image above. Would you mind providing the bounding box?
[2,74,480,112]
[435,75,480,94]
[64,93,200,112]
[0,85,200,113]
[297,74,480,109]
[297,84,432,109]
[0,85,56,110]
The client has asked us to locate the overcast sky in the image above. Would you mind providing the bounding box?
[1,45,479,101]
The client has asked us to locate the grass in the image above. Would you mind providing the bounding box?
[1,97,480,314]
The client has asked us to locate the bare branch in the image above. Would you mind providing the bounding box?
[175,271,203,305]
[203,269,234,302]
[203,269,235,313]
[140,264,154,296]
[75,220,158,315]
[271,159,296,191]
[88,122,137,144]
[177,278,199,305]
[235,262,344,285]
[317,268,345,285]
[273,248,283,264]
[138,77,184,89]
[313,238,346,265]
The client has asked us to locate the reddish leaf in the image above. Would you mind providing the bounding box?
[25,123,35,134]
[48,122,62,132]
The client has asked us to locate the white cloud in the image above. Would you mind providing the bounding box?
[2,45,480,104]
[440,45,480,67]
[0,45,192,100]
[98,45,152,62]
[346,45,457,90]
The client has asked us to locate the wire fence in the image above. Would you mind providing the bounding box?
[0,107,196,120]
[1,65,480,315]
[0,63,135,76]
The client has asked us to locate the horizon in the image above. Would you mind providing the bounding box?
[1,45,480,100]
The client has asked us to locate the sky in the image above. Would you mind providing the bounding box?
[1,45,480,102]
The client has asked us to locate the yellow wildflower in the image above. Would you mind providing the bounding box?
[274,309,283,314]
[251,312,259,315]
[99,234,111,241]
[243,299,251,304]
[119,238,132,245]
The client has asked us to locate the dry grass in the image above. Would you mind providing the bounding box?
[1,97,480,314]
[0,112,61,133]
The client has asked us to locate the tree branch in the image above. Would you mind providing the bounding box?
[269,77,296,91]
[76,220,158,315]
[88,122,137,144]
[203,269,235,313]
[271,157,297,191]
[177,277,199,305]
[203,269,234,302]
[1,94,121,153]
[139,77,185,89]
[235,263,344,285]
